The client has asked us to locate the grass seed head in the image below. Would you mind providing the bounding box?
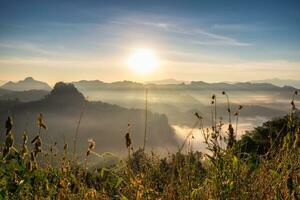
[194,112,202,119]
[5,116,13,135]
[88,139,95,150]
[125,132,131,148]
[37,113,47,130]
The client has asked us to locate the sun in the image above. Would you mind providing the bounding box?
[128,48,159,75]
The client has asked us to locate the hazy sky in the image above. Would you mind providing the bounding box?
[0,0,300,84]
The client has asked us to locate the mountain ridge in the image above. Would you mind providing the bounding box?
[0,82,178,155]
[1,77,52,91]
[71,79,297,91]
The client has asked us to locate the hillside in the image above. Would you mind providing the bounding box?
[0,82,177,156]
[1,77,52,91]
[72,80,297,91]
[0,89,48,102]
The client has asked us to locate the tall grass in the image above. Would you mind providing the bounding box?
[0,91,299,199]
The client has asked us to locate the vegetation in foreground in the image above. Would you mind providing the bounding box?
[0,92,299,200]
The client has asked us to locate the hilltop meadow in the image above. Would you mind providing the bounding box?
[0,88,299,199]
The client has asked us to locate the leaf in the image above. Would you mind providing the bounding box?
[229,181,235,191]
[99,168,105,178]
[115,177,123,188]
[232,156,239,169]
[190,188,200,198]
[270,170,279,178]
[120,195,129,200]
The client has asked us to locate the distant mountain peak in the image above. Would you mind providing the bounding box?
[24,77,34,81]
[52,82,78,92]
[1,77,52,91]
[146,79,189,85]
[46,82,85,104]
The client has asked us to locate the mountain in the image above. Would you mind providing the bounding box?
[0,88,11,96]
[72,80,144,91]
[72,79,296,91]
[0,89,49,102]
[188,81,292,91]
[1,77,52,91]
[71,80,105,91]
[146,79,189,85]
[0,82,177,156]
[252,78,300,89]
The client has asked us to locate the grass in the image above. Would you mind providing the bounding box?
[0,91,299,199]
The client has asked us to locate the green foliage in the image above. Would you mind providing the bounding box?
[1,93,300,199]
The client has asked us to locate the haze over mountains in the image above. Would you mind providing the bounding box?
[0,82,177,157]
[252,78,300,89]
[1,77,298,92]
[145,79,189,85]
[0,77,298,153]
[1,77,52,91]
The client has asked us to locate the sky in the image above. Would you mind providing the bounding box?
[0,0,300,85]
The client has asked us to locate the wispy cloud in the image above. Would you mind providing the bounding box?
[0,41,58,56]
[212,24,258,32]
[109,16,253,47]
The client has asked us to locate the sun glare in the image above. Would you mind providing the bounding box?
[128,49,159,75]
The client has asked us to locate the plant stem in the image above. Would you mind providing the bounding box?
[73,100,87,160]
[143,88,148,151]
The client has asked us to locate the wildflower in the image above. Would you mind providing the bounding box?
[31,135,42,157]
[64,143,68,151]
[86,150,91,157]
[30,152,37,170]
[3,132,14,158]
[22,132,28,144]
[125,132,131,148]
[86,139,96,157]
[37,113,47,130]
[194,112,202,120]
[291,101,295,106]
[20,132,29,158]
[5,116,13,135]
[26,160,32,171]
[291,100,296,110]
[88,139,95,150]
[5,132,14,149]
[227,124,235,148]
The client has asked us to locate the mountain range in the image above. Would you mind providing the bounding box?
[1,77,52,91]
[0,77,296,126]
[71,79,297,92]
[251,78,300,89]
[1,77,298,92]
[145,79,189,85]
[0,82,177,157]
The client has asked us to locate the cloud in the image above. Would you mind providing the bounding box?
[192,29,252,46]
[109,16,252,47]
[212,24,258,32]
[0,41,58,56]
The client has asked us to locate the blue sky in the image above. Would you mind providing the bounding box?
[0,0,299,84]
